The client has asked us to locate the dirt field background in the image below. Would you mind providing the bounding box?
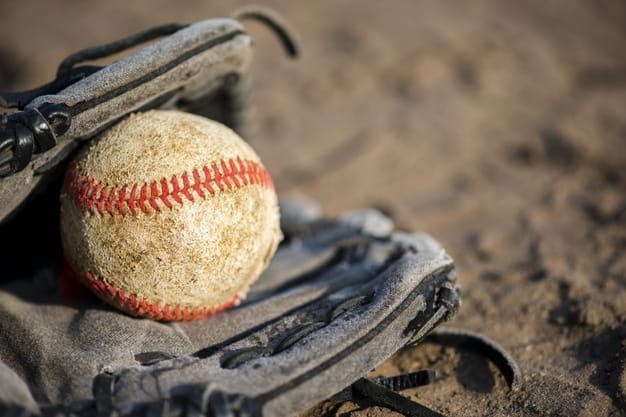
[1,1,625,416]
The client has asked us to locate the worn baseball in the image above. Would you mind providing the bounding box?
[60,110,282,321]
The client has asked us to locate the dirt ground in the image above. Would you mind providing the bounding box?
[1,1,625,416]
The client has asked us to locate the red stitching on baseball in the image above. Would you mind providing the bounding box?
[191,169,205,199]
[116,185,127,215]
[129,184,138,216]
[65,157,274,216]
[64,260,240,321]
[149,181,160,212]
[213,163,224,192]
[88,183,99,212]
[106,186,116,215]
[138,184,149,214]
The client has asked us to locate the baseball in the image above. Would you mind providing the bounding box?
[60,110,282,321]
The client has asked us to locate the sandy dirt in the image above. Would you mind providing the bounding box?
[1,1,625,416]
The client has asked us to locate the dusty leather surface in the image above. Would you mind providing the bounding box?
[0,205,456,416]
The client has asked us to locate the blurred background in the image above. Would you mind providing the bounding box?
[1,1,625,415]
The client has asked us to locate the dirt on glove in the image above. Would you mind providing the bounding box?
[1,1,624,416]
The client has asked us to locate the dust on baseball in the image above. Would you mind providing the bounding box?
[60,110,282,321]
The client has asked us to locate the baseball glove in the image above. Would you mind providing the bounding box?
[0,196,520,417]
